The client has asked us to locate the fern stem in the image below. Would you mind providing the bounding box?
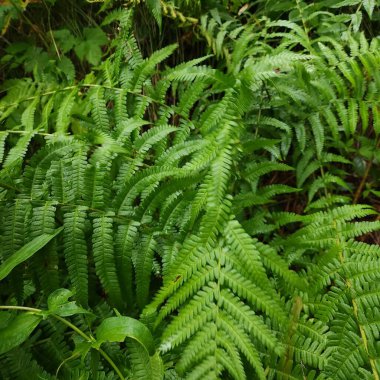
[280,296,303,376]
[350,296,380,380]
[319,165,329,199]
[353,159,372,204]
[353,137,380,204]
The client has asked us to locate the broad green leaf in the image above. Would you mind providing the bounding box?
[0,228,63,281]
[74,28,108,66]
[96,316,155,355]
[49,302,90,317]
[23,46,50,73]
[48,288,90,316]
[0,312,12,329]
[48,288,73,309]
[363,0,375,17]
[0,312,42,354]
[52,29,76,53]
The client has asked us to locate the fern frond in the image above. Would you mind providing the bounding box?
[64,206,89,306]
[135,233,156,309]
[91,88,110,133]
[0,132,8,165]
[56,90,76,134]
[2,132,35,171]
[85,146,115,210]
[21,98,38,131]
[29,202,59,295]
[0,199,32,301]
[0,347,55,380]
[92,213,122,308]
[23,139,77,200]
[115,221,139,308]
[131,44,178,92]
[127,339,163,380]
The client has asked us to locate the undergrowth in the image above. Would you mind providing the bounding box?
[1,1,380,379]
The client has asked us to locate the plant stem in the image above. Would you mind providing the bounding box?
[50,315,126,380]
[98,348,125,380]
[0,305,125,380]
[51,314,92,342]
[0,305,41,312]
[353,137,380,204]
[353,158,373,204]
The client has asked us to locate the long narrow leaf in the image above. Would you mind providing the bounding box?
[0,227,63,281]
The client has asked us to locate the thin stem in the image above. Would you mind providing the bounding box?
[5,130,53,136]
[56,353,80,378]
[353,159,372,204]
[99,348,125,380]
[353,137,380,204]
[51,315,125,379]
[0,305,41,312]
[51,314,92,342]
[319,165,329,199]
[42,0,61,60]
[0,306,125,380]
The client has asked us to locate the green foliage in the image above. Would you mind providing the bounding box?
[0,313,42,355]
[0,227,62,281]
[1,1,380,379]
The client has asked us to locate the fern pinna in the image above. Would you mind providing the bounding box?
[1,3,380,380]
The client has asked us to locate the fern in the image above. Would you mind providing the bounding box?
[29,202,59,295]
[92,213,122,308]
[63,206,89,306]
[1,3,380,380]
[144,91,293,379]
[278,204,380,379]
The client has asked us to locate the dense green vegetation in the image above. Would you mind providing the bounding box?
[1,1,380,379]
